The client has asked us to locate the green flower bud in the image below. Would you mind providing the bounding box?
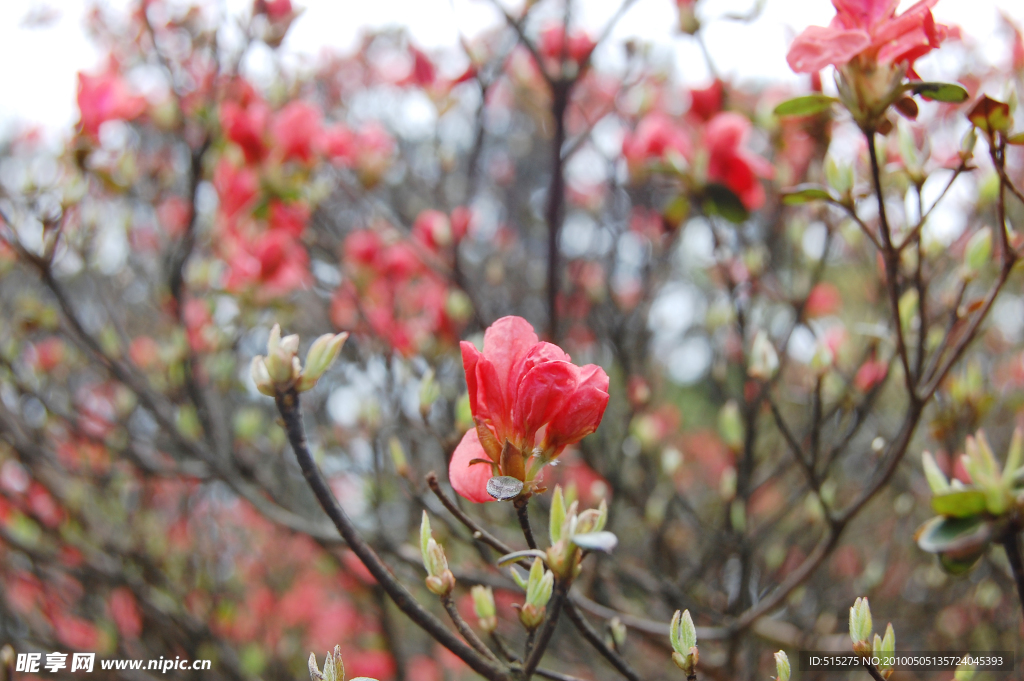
[849,597,872,649]
[774,650,790,681]
[670,609,697,656]
[301,332,348,389]
[748,330,779,381]
[718,400,744,451]
[550,485,566,544]
[471,585,497,634]
[1003,427,1023,484]
[525,558,554,608]
[964,227,992,275]
[251,356,275,396]
[609,617,627,649]
[921,452,950,494]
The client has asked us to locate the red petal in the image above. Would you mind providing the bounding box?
[482,316,540,396]
[543,366,610,451]
[513,361,579,446]
[449,429,496,503]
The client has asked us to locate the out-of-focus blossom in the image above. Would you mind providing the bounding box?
[76,70,146,138]
[786,0,950,76]
[704,112,774,211]
[271,101,322,163]
[623,113,692,173]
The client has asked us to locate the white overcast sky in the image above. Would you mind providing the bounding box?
[2,0,1022,137]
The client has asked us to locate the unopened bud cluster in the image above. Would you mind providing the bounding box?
[251,324,348,396]
[545,485,613,579]
[420,512,455,596]
[848,597,895,677]
[517,557,555,630]
[670,609,698,677]
[471,585,497,634]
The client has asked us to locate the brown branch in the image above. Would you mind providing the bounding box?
[1000,530,1024,619]
[442,594,502,663]
[274,389,509,681]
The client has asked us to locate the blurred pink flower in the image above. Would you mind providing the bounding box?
[787,0,950,75]
[76,70,146,138]
[704,112,774,211]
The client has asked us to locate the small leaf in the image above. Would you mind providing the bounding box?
[781,184,836,205]
[908,81,969,103]
[773,94,838,116]
[496,549,547,567]
[571,531,619,553]
[930,489,988,518]
[968,96,1012,136]
[915,515,992,554]
[702,184,749,223]
[486,475,524,500]
[1007,132,1024,145]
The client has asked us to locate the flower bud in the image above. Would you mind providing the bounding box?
[964,227,992,276]
[774,651,790,681]
[525,558,554,609]
[921,451,949,493]
[302,332,348,388]
[849,597,873,650]
[718,400,744,451]
[550,485,567,544]
[471,585,497,634]
[389,437,410,478]
[251,356,275,396]
[519,602,546,630]
[419,369,440,417]
[266,346,297,383]
[748,330,779,380]
[309,645,344,681]
[670,610,697,665]
[609,617,627,650]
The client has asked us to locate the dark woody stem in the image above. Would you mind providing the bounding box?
[274,389,509,681]
[515,496,538,549]
[428,473,642,681]
[1000,529,1024,619]
[442,594,502,663]
[523,582,568,679]
[863,661,886,681]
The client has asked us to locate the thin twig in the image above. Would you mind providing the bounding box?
[999,530,1024,620]
[442,594,503,663]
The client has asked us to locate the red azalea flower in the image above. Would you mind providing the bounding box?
[220,98,270,163]
[622,113,692,173]
[271,101,323,163]
[786,0,950,75]
[76,70,146,138]
[449,316,609,503]
[704,112,774,211]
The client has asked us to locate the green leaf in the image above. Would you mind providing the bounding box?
[915,515,992,554]
[773,94,838,116]
[1007,132,1024,145]
[571,531,619,553]
[496,549,547,567]
[930,489,988,518]
[781,184,836,205]
[702,184,749,223]
[908,81,969,103]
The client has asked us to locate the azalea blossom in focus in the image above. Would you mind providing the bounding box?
[449,316,610,503]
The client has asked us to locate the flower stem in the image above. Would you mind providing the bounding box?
[514,496,538,549]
